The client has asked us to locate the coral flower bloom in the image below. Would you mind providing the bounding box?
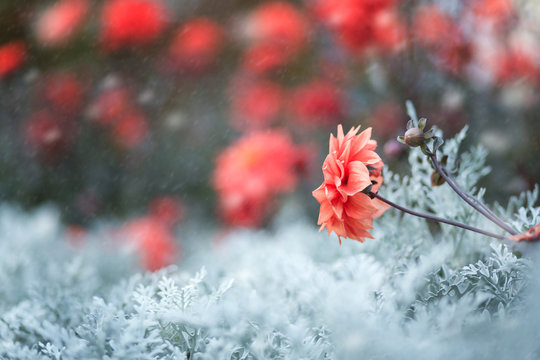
[313,125,388,243]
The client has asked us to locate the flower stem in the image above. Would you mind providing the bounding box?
[371,192,509,241]
[429,154,518,236]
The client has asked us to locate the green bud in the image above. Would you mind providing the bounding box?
[404,128,425,147]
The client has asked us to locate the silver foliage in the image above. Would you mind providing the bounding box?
[0,131,539,359]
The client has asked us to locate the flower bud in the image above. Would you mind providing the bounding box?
[430,171,446,186]
[403,127,425,147]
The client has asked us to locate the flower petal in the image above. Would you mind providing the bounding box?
[339,161,371,196]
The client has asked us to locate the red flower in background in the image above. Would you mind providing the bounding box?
[313,0,400,54]
[0,41,27,78]
[112,111,148,148]
[240,1,310,73]
[213,130,301,227]
[244,1,309,52]
[288,80,345,127]
[229,78,284,130]
[88,87,132,126]
[313,125,388,243]
[242,42,294,75]
[41,72,86,115]
[87,84,149,148]
[413,5,472,74]
[100,0,170,51]
[372,9,406,52]
[414,5,456,47]
[24,110,76,163]
[121,217,179,271]
[35,0,90,47]
[167,17,225,73]
[65,225,87,248]
[149,196,185,227]
[495,48,540,84]
[472,0,514,25]
[313,0,369,52]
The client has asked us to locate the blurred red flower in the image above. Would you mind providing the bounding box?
[372,9,406,52]
[313,0,400,53]
[65,225,87,248]
[242,42,294,75]
[0,41,27,78]
[413,5,456,47]
[244,1,309,52]
[495,49,539,84]
[229,78,284,130]
[148,196,185,227]
[167,17,225,73]
[121,217,179,271]
[213,130,300,227]
[112,110,148,148]
[35,0,90,47]
[313,125,388,243]
[100,0,170,51]
[472,0,514,25]
[413,5,472,74]
[88,87,132,125]
[24,110,76,163]
[240,1,310,73]
[288,80,344,127]
[41,72,86,115]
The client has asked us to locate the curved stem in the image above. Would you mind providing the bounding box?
[429,154,518,236]
[371,192,509,241]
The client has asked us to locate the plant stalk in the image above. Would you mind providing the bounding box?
[371,192,509,241]
[429,154,518,236]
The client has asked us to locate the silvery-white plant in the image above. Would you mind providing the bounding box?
[0,127,539,359]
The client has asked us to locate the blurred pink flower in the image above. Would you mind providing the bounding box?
[167,17,225,73]
[35,0,90,47]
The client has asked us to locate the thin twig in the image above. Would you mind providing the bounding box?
[429,154,518,236]
[371,192,509,241]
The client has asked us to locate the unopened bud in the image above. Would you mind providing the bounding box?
[403,128,425,147]
[430,171,446,186]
